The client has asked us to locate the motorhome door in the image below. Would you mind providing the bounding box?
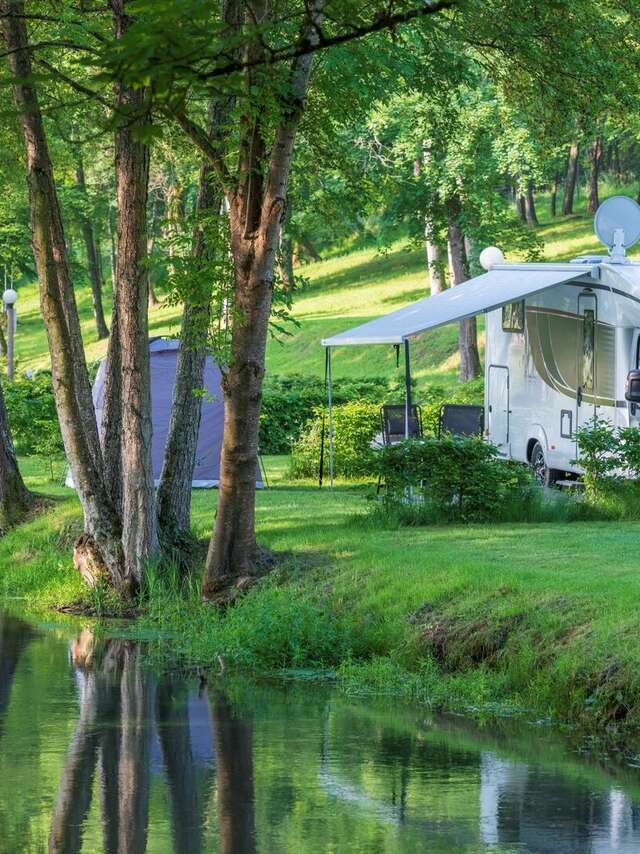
[576,292,597,433]
[488,365,509,450]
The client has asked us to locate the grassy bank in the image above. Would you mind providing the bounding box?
[6,458,640,744]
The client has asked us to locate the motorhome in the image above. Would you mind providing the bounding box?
[321,196,640,485]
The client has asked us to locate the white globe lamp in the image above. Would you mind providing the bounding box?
[479,246,505,271]
[2,288,17,306]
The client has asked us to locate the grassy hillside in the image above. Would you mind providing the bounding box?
[11,185,636,391]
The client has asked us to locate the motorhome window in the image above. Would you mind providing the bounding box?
[581,309,595,392]
[502,301,524,332]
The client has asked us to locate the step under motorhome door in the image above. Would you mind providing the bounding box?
[488,365,509,449]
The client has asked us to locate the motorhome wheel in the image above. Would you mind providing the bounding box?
[530,442,556,487]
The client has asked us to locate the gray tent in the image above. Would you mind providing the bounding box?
[68,338,263,488]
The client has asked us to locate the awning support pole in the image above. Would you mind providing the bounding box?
[404,338,412,439]
[327,346,334,488]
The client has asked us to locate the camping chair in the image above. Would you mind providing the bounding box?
[438,403,484,438]
[376,404,423,493]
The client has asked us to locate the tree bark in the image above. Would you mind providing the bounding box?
[201,1,324,596]
[515,191,526,222]
[550,172,559,217]
[278,233,296,291]
[587,135,603,214]
[111,0,158,582]
[446,197,481,382]
[524,180,538,226]
[0,376,33,529]
[563,142,580,215]
[425,223,444,294]
[0,0,125,589]
[76,158,109,340]
[156,158,218,540]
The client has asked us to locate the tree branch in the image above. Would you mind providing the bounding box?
[166,105,233,194]
[197,0,455,80]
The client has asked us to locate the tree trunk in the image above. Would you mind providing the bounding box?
[201,1,323,596]
[550,172,559,217]
[101,301,123,515]
[0,376,33,529]
[425,222,444,294]
[563,142,580,215]
[278,234,296,291]
[516,192,526,222]
[112,0,158,582]
[0,0,125,589]
[446,198,481,382]
[76,158,109,340]
[157,160,218,540]
[587,135,603,214]
[0,616,34,738]
[525,181,538,226]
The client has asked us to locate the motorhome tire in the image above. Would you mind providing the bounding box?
[530,442,557,487]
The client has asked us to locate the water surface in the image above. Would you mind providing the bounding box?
[1,612,640,853]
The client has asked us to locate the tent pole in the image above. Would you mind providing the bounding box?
[404,338,412,439]
[327,346,334,488]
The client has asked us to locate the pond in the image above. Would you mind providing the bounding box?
[2,611,640,853]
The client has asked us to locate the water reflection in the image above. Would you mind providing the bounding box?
[2,616,640,852]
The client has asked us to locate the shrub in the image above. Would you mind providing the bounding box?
[376,436,535,523]
[290,400,380,479]
[4,373,64,458]
[259,374,393,454]
[574,418,640,519]
[574,417,621,488]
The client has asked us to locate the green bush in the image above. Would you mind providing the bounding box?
[4,373,64,458]
[290,400,380,479]
[259,374,393,454]
[574,418,640,519]
[377,436,535,523]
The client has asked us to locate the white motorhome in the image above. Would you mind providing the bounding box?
[321,196,640,486]
[484,258,640,484]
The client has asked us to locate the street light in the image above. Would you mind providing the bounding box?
[3,288,17,381]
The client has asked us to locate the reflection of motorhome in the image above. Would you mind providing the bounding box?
[485,260,640,484]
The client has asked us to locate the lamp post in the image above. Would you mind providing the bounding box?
[3,288,17,381]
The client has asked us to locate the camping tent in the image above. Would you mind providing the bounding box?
[68,338,263,488]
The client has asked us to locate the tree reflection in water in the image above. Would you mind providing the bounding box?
[48,630,256,854]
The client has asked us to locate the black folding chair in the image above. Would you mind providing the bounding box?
[376,404,423,493]
[438,403,484,438]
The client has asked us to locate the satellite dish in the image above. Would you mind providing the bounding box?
[594,196,640,257]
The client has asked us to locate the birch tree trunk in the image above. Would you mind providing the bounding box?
[111,0,158,581]
[446,198,480,382]
[76,158,109,340]
[0,0,125,588]
[563,142,580,215]
[425,223,444,294]
[0,376,33,529]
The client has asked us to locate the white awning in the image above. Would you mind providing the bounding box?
[321,263,597,347]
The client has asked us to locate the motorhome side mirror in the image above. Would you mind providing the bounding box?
[625,370,640,403]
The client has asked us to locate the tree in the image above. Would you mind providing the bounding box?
[75,155,109,340]
[563,141,580,215]
[0,376,33,529]
[587,133,604,214]
[0,0,126,590]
